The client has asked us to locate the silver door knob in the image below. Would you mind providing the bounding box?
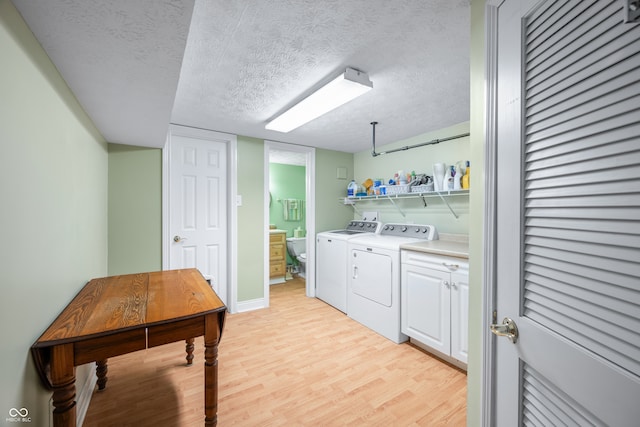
[173,235,187,243]
[490,317,519,343]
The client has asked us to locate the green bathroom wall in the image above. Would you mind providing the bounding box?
[108,144,162,275]
[269,163,306,264]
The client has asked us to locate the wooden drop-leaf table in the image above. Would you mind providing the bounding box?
[31,268,226,427]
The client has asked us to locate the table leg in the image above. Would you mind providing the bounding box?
[204,313,222,426]
[51,344,76,427]
[185,338,195,365]
[96,359,108,390]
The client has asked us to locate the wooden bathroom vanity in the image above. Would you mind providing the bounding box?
[269,229,287,283]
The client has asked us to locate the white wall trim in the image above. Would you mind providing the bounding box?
[263,143,271,307]
[236,297,266,313]
[482,2,500,426]
[162,124,238,312]
[76,364,98,426]
[264,141,316,303]
[228,136,239,314]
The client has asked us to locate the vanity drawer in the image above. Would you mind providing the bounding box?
[270,245,285,259]
[270,262,285,276]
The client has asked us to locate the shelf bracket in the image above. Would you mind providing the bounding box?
[436,191,459,219]
[385,195,406,218]
[340,190,467,219]
[343,199,363,217]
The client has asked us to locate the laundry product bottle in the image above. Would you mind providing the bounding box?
[462,161,470,189]
[433,163,446,191]
[447,165,455,190]
[347,180,358,197]
[454,164,462,190]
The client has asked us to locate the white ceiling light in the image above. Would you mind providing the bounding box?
[266,67,373,133]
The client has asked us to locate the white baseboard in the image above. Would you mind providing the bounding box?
[409,338,468,371]
[76,363,98,426]
[236,298,266,313]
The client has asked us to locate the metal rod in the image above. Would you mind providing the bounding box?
[370,121,470,157]
[370,121,378,157]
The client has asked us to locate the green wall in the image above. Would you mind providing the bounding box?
[354,122,470,234]
[108,144,162,275]
[0,0,108,422]
[314,149,355,233]
[467,0,488,424]
[236,136,265,301]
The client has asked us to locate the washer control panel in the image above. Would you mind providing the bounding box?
[346,220,382,233]
[381,223,438,240]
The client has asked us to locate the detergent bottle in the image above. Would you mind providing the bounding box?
[347,180,358,197]
[462,161,470,189]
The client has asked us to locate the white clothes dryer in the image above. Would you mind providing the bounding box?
[347,223,438,343]
[316,220,381,312]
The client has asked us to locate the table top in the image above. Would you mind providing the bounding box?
[33,268,226,348]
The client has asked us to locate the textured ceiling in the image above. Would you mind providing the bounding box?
[15,0,470,153]
[13,0,195,148]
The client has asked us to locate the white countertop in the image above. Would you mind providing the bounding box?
[269,229,287,234]
[400,233,469,259]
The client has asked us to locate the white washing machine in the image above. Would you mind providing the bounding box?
[347,223,438,343]
[316,220,381,312]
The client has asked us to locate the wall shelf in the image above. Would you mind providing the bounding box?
[341,189,469,219]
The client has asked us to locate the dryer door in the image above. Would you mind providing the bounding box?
[350,247,392,307]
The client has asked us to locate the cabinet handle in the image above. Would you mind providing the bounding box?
[443,280,450,288]
[451,281,457,289]
[442,262,459,270]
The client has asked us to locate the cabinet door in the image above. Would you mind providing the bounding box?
[401,263,450,355]
[316,237,348,313]
[450,269,469,363]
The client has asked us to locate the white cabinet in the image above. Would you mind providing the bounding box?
[401,250,469,363]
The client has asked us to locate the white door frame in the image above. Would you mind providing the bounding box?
[162,124,238,313]
[481,2,501,426]
[264,141,316,304]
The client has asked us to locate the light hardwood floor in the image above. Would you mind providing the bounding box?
[83,277,466,426]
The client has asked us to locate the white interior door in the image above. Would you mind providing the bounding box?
[493,0,640,425]
[166,126,230,304]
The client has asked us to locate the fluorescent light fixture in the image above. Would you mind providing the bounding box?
[266,67,373,133]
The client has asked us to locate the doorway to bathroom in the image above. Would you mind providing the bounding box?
[264,141,315,307]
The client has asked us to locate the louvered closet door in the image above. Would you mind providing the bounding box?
[494,0,640,425]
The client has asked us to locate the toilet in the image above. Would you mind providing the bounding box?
[285,237,306,278]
